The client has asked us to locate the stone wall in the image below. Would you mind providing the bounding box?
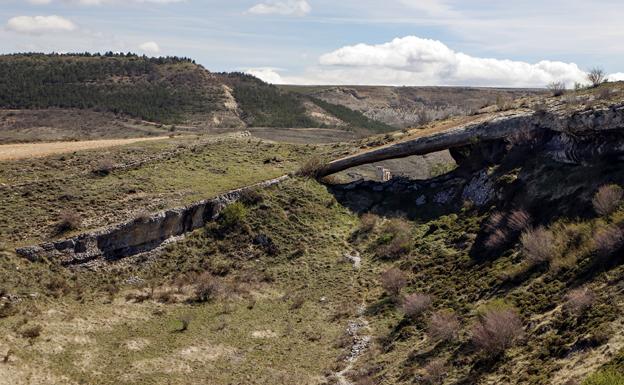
[16,176,288,265]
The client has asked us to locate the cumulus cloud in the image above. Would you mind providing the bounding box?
[139,41,160,54]
[6,15,77,35]
[248,0,311,16]
[246,68,284,84]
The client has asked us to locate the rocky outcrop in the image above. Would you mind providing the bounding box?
[16,176,288,265]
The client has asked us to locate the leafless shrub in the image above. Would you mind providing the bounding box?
[193,273,221,302]
[547,81,567,97]
[565,288,596,316]
[485,229,509,250]
[485,212,505,233]
[587,68,606,87]
[401,293,432,318]
[592,184,623,216]
[359,213,379,233]
[239,188,264,205]
[472,308,523,354]
[57,210,81,233]
[20,324,43,339]
[45,276,71,297]
[380,268,408,298]
[420,359,448,384]
[297,156,327,178]
[92,158,115,176]
[177,314,192,332]
[520,226,557,264]
[508,210,532,232]
[427,310,461,343]
[532,102,548,116]
[156,290,176,304]
[376,218,413,259]
[593,225,624,257]
[289,295,305,310]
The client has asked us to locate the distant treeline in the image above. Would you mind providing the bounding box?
[0,54,218,123]
[310,97,395,133]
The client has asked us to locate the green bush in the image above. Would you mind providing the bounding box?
[220,202,248,228]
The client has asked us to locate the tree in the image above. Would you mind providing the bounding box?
[587,68,606,87]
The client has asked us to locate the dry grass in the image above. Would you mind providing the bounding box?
[471,308,523,354]
[297,156,327,178]
[508,210,532,232]
[593,225,624,257]
[592,185,623,216]
[401,293,432,318]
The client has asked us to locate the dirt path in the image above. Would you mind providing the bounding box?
[0,137,169,161]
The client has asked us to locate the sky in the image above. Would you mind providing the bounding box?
[1,0,623,87]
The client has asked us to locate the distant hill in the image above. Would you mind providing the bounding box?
[0,53,394,136]
[282,85,546,128]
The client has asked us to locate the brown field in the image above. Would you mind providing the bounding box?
[0,137,169,161]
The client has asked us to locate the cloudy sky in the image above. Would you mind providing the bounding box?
[2,0,623,87]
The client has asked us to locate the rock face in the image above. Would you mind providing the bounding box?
[16,176,288,265]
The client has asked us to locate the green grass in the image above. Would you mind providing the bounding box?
[583,369,624,385]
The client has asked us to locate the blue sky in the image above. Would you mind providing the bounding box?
[1,0,623,86]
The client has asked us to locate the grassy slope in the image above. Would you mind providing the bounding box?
[0,135,353,247]
[0,179,376,385]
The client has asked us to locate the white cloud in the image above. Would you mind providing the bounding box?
[6,15,77,35]
[139,41,160,54]
[246,68,284,84]
[28,0,185,5]
[282,36,589,87]
[609,73,624,82]
[248,0,311,16]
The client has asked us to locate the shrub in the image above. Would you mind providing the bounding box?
[582,369,624,385]
[420,359,448,384]
[177,314,192,332]
[401,293,432,318]
[547,81,567,96]
[520,226,557,264]
[375,218,412,259]
[220,202,247,228]
[508,210,532,232]
[427,310,461,342]
[380,268,408,298]
[20,324,43,339]
[57,210,81,233]
[484,212,504,233]
[472,308,523,354]
[359,213,379,234]
[193,273,221,302]
[593,225,624,257]
[239,189,264,205]
[593,185,623,216]
[297,156,327,178]
[92,158,115,176]
[587,68,607,88]
[565,287,596,316]
[485,229,508,250]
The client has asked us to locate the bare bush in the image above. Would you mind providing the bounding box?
[380,268,408,298]
[587,68,606,87]
[297,156,327,178]
[593,225,624,257]
[57,210,81,233]
[92,158,115,176]
[420,359,447,384]
[178,314,192,332]
[427,310,461,343]
[193,273,221,302]
[592,184,623,216]
[20,324,43,339]
[547,81,567,97]
[401,293,432,318]
[520,226,557,264]
[485,212,504,233]
[508,210,532,232]
[472,308,523,354]
[565,287,596,316]
[359,213,379,233]
[376,218,413,259]
[485,229,508,250]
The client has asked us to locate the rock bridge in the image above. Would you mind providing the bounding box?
[318,104,624,177]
